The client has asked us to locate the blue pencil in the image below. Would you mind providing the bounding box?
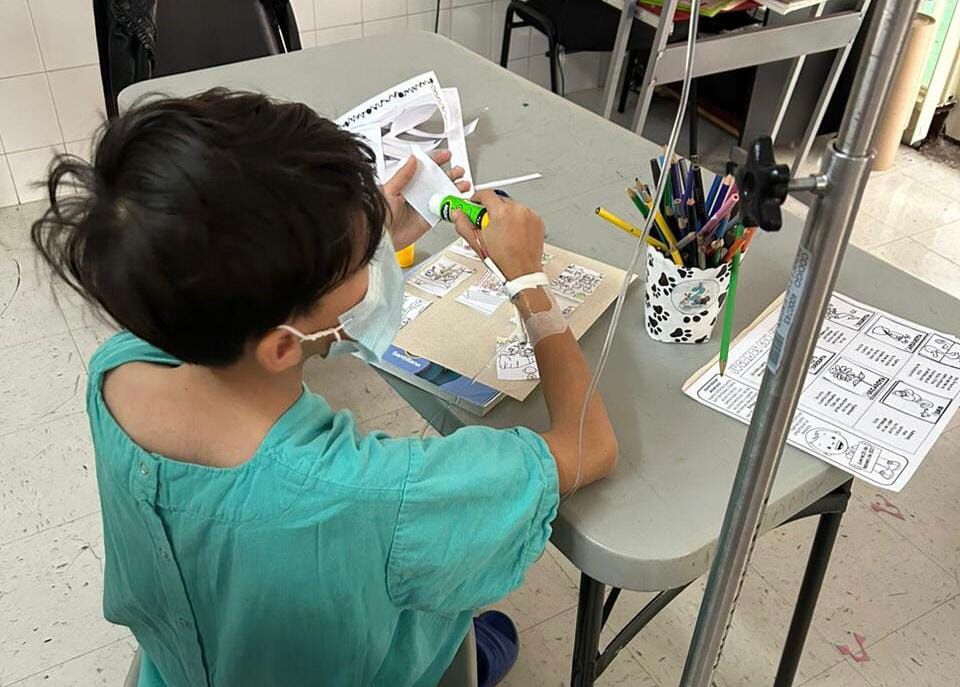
[705,175,721,214]
[715,217,735,241]
[711,179,731,218]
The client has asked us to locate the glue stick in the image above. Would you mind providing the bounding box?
[429,194,490,229]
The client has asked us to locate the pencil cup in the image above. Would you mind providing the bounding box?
[643,245,735,344]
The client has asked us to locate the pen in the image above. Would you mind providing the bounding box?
[693,162,708,222]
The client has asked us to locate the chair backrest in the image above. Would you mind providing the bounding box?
[94,0,300,118]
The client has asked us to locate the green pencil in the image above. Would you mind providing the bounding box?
[719,225,744,376]
[626,186,650,218]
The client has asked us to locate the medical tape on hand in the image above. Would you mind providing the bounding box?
[519,287,569,348]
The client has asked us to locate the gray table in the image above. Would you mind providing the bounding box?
[121,32,960,686]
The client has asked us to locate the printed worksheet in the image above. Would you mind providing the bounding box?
[408,256,475,297]
[449,237,481,261]
[551,264,604,302]
[457,270,508,315]
[496,337,539,381]
[400,293,432,329]
[684,293,960,491]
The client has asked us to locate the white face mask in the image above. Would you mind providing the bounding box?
[279,233,403,363]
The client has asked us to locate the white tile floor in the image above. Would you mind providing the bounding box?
[1,138,959,686]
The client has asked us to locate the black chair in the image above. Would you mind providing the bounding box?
[94,0,300,118]
[499,0,655,111]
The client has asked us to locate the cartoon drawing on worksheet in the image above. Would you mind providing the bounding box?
[881,381,950,423]
[824,298,874,331]
[496,338,539,381]
[804,427,907,485]
[866,316,925,353]
[825,358,889,399]
[918,335,960,370]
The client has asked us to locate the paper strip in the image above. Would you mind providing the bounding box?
[473,173,543,191]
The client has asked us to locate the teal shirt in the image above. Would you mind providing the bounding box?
[87,334,559,687]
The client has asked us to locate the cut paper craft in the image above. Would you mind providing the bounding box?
[449,237,481,261]
[473,173,543,191]
[401,293,431,329]
[684,292,960,491]
[496,337,539,381]
[408,256,474,297]
[335,72,475,190]
[554,292,581,319]
[457,271,509,315]
[552,264,604,302]
[352,123,385,181]
[391,240,632,402]
[403,149,462,226]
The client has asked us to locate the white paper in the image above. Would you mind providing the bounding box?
[496,337,540,381]
[439,87,473,191]
[457,271,509,315]
[400,293,432,329]
[684,292,960,491]
[473,173,543,191]
[336,72,474,191]
[403,149,462,226]
[551,264,604,302]
[408,256,475,297]
[449,237,481,261]
[352,123,386,182]
[336,72,446,131]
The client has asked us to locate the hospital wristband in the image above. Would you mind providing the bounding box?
[504,272,550,300]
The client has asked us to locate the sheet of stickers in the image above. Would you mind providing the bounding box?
[684,292,960,491]
[394,238,629,401]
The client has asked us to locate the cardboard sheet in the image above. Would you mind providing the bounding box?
[394,240,631,401]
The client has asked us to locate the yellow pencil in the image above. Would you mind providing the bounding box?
[594,207,669,252]
[637,195,683,266]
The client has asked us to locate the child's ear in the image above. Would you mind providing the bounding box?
[255,328,304,373]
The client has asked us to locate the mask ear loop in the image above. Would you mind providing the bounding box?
[277,321,350,343]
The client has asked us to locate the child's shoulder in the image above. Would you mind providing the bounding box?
[88,331,180,378]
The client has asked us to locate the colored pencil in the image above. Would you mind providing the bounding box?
[705,175,721,213]
[719,224,745,376]
[594,206,670,252]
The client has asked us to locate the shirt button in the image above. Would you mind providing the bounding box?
[139,461,149,477]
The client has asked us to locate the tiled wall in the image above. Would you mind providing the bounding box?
[0,0,606,208]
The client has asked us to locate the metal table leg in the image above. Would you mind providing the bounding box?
[564,481,851,684]
[570,573,606,687]
[774,479,852,686]
[601,1,638,120]
[631,0,680,135]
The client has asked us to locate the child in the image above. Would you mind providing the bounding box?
[31,89,617,687]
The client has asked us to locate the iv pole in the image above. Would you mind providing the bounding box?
[679,1,923,685]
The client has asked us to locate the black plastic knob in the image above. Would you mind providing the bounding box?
[736,136,790,232]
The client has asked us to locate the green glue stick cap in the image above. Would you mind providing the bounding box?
[429,193,489,229]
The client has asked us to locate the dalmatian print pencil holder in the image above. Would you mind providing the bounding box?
[644,245,735,344]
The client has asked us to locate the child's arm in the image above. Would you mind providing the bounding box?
[452,193,618,494]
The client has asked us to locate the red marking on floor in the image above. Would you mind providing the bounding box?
[836,632,870,663]
[870,494,906,521]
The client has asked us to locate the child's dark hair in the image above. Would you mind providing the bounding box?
[31,88,387,366]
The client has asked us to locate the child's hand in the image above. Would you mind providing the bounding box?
[383,151,469,251]
[452,191,545,281]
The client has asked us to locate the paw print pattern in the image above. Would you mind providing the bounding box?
[651,305,670,322]
[647,316,663,337]
[669,327,693,343]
